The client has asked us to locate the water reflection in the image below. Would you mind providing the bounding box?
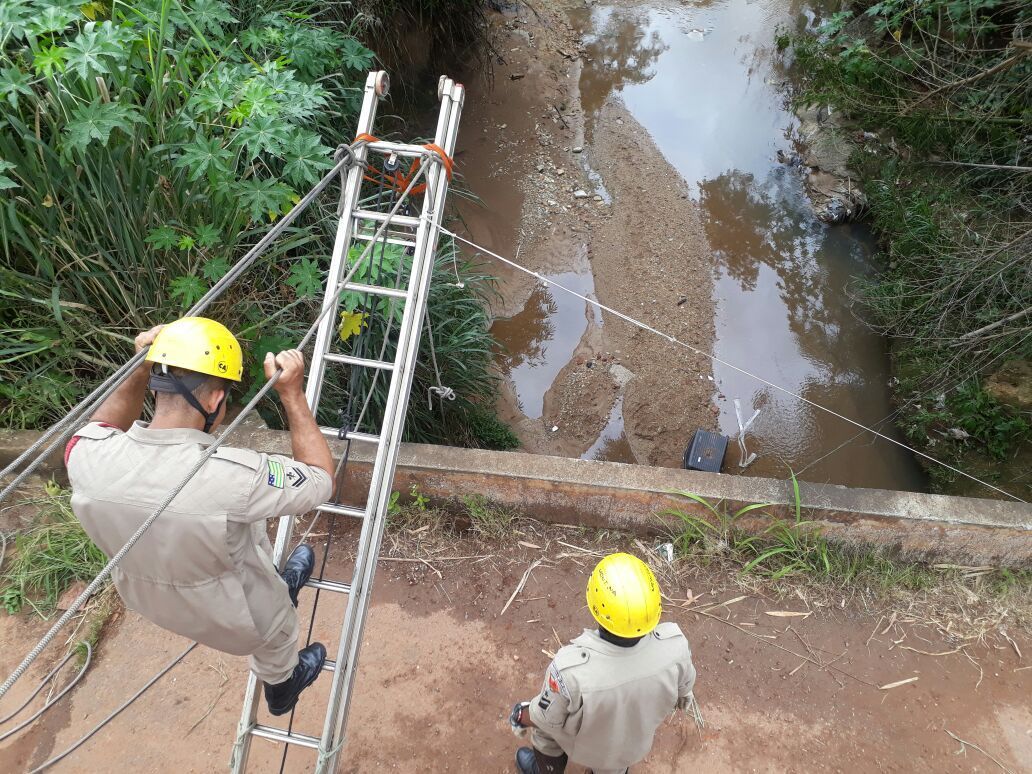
[579,8,668,117]
[573,0,925,490]
[493,271,596,420]
[582,396,637,463]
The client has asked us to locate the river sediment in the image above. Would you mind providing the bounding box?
[456,0,925,491]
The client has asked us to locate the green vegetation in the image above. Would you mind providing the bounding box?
[780,0,1032,493]
[461,493,515,538]
[667,478,940,592]
[1,487,107,616]
[0,0,511,448]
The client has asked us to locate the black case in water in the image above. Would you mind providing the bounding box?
[682,429,728,473]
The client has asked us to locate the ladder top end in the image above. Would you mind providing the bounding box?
[374,71,390,98]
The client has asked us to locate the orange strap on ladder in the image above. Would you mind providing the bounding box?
[354,134,454,195]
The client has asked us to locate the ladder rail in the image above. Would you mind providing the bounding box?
[230,71,465,774]
[229,70,384,774]
[313,78,464,773]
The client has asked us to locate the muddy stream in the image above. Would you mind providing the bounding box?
[456,0,925,492]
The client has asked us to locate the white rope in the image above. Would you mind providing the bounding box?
[423,310,456,410]
[0,161,436,701]
[439,226,1026,503]
[0,142,372,509]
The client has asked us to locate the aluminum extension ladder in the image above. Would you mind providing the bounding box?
[230,70,465,773]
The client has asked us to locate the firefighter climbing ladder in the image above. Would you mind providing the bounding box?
[230,70,465,773]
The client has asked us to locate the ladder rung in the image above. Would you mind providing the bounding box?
[305,577,352,595]
[320,427,380,444]
[251,724,320,749]
[353,209,420,229]
[322,353,394,371]
[316,503,366,519]
[364,140,430,158]
[353,231,417,249]
[344,281,407,300]
[323,658,337,673]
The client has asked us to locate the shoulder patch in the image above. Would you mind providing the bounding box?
[266,459,285,489]
[653,621,685,640]
[546,663,572,700]
[211,446,263,470]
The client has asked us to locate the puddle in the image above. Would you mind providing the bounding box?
[568,0,925,490]
[582,395,637,463]
[492,270,597,420]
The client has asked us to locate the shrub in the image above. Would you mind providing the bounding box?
[0,1,509,446]
[784,0,1032,486]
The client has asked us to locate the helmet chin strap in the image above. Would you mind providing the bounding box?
[148,365,226,433]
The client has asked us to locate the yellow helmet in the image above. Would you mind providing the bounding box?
[586,553,662,638]
[145,317,243,382]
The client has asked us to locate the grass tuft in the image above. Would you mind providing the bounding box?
[1,489,107,617]
[461,494,516,538]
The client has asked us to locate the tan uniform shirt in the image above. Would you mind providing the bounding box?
[529,623,696,771]
[66,421,332,656]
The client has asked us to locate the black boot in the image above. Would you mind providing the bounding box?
[280,544,315,607]
[515,747,567,774]
[264,642,327,716]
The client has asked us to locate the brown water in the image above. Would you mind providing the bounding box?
[492,0,926,491]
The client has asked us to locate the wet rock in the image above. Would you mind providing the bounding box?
[984,360,1032,411]
[573,189,589,199]
[610,363,635,388]
[572,146,584,153]
[795,105,867,223]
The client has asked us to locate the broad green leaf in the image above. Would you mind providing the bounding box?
[239,78,279,118]
[278,81,328,123]
[190,0,236,36]
[169,275,205,309]
[0,1,31,41]
[195,224,220,248]
[189,77,235,116]
[239,27,265,53]
[0,67,32,110]
[32,44,68,77]
[340,38,374,71]
[201,256,230,281]
[64,100,143,155]
[63,22,126,80]
[282,131,333,186]
[27,4,79,36]
[233,177,294,222]
[174,135,233,182]
[234,114,291,160]
[145,226,179,250]
[285,257,322,297]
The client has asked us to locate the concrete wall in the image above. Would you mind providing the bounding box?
[3,426,1030,566]
[223,426,1032,567]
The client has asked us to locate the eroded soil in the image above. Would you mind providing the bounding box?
[2,517,1029,773]
[456,1,716,467]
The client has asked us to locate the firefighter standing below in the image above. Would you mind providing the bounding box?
[510,553,697,774]
[66,317,334,716]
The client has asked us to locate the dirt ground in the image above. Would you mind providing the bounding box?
[455,1,716,467]
[2,515,1029,773]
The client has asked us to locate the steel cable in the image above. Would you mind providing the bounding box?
[0,162,432,701]
[440,226,1028,503]
[0,142,370,510]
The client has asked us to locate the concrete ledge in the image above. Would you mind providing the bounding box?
[4,425,1030,566]
[222,426,1032,567]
